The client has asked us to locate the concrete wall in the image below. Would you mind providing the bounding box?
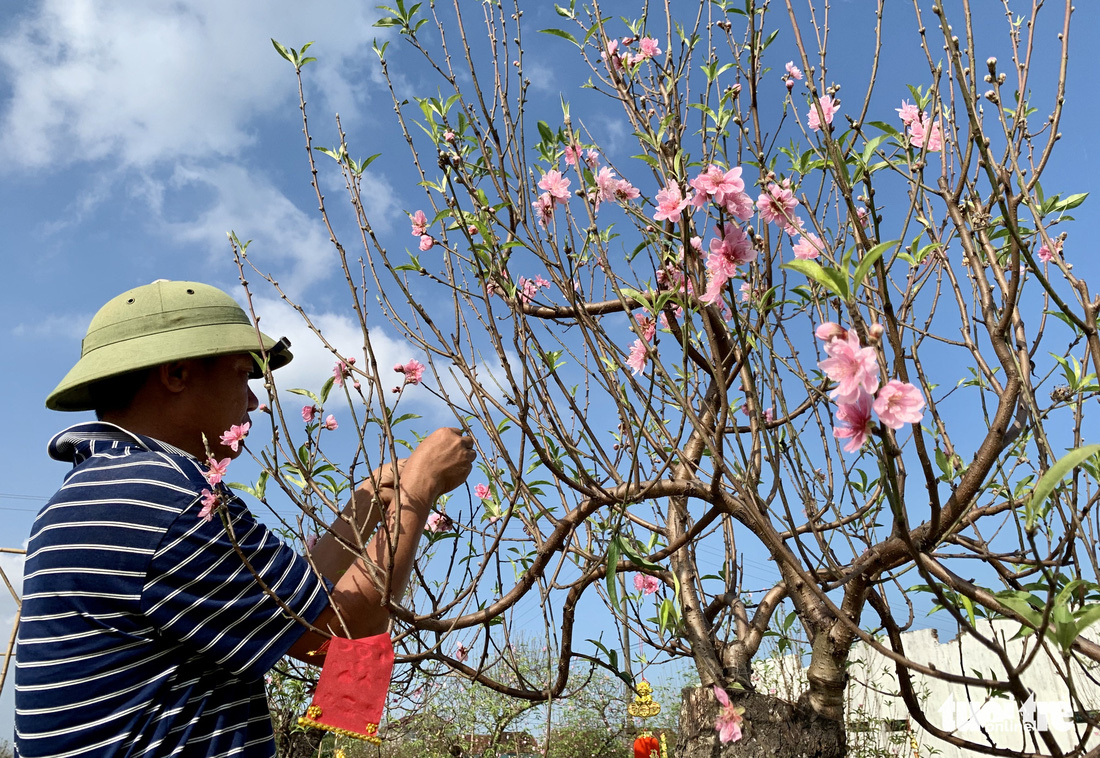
[755,620,1100,758]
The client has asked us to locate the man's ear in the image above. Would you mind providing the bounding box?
[157,361,192,394]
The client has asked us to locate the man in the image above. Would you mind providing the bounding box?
[14,280,474,757]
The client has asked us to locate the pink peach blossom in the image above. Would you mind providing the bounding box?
[517,275,551,304]
[793,233,824,260]
[702,224,755,304]
[419,235,435,251]
[302,405,318,423]
[626,339,647,375]
[819,331,880,404]
[219,422,250,453]
[204,457,231,486]
[713,686,746,744]
[873,380,925,429]
[1037,239,1062,262]
[333,360,350,387]
[634,573,660,595]
[410,209,428,236]
[896,100,920,126]
[756,178,799,233]
[690,164,745,207]
[595,167,621,203]
[426,512,450,533]
[638,37,661,59]
[807,95,837,132]
[396,359,426,384]
[907,116,944,152]
[814,322,848,342]
[198,489,218,522]
[723,190,756,221]
[321,415,338,431]
[785,61,802,80]
[653,181,693,223]
[602,39,622,71]
[834,390,875,453]
[538,169,571,204]
[533,192,554,227]
[474,483,491,499]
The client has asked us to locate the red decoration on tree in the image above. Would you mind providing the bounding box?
[297,634,395,743]
[634,733,660,758]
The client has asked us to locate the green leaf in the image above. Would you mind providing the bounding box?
[1074,605,1100,640]
[1054,192,1088,212]
[539,28,579,46]
[319,375,337,404]
[615,536,661,571]
[960,593,976,625]
[783,259,848,300]
[1026,444,1100,532]
[861,135,890,164]
[851,240,897,293]
[866,120,901,139]
[1054,602,1077,651]
[287,387,320,405]
[606,538,621,608]
[271,39,293,63]
[554,2,575,18]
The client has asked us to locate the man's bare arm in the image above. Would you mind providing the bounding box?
[287,428,475,662]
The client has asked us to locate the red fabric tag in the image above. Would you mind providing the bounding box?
[300,634,395,741]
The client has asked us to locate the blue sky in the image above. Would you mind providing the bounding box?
[2,0,1099,739]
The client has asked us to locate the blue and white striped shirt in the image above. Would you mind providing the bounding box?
[15,422,330,757]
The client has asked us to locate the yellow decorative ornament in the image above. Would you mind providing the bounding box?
[630,681,667,758]
[627,680,662,719]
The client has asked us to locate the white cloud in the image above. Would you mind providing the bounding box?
[156,162,338,287]
[11,313,93,340]
[248,294,430,410]
[0,0,389,171]
[246,294,512,429]
[524,61,559,93]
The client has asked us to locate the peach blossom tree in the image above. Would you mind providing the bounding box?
[233,2,1100,756]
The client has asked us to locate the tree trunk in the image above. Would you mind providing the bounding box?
[677,686,846,758]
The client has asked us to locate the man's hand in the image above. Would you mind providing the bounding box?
[354,459,405,498]
[400,427,476,506]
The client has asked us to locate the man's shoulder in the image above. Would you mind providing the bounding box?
[50,421,210,493]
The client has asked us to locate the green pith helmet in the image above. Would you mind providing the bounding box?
[46,280,293,412]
